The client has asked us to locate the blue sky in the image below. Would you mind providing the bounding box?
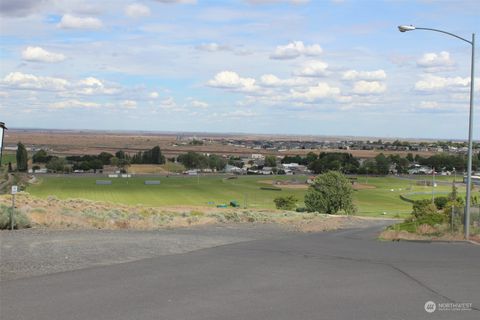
[0,0,478,139]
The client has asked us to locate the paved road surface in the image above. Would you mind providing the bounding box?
[1,223,479,320]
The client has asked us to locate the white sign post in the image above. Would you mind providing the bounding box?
[10,185,17,230]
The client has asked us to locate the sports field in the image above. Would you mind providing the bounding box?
[27,175,467,218]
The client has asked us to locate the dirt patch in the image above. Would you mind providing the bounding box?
[380,229,480,243]
[352,183,376,190]
[258,179,308,189]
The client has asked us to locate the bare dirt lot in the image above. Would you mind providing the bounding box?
[4,129,436,158]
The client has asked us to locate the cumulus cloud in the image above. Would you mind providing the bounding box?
[270,41,322,60]
[49,99,100,110]
[195,42,231,52]
[415,74,469,92]
[208,71,258,93]
[58,14,103,29]
[291,82,341,102]
[76,77,120,95]
[158,97,185,111]
[342,69,386,81]
[352,81,386,95]
[418,101,439,110]
[149,91,159,99]
[2,72,69,91]
[189,99,209,108]
[125,3,151,18]
[417,51,455,72]
[22,46,65,63]
[293,60,329,77]
[259,74,309,87]
[122,100,137,109]
[225,109,257,117]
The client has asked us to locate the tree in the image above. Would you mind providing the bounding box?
[32,149,52,163]
[374,153,390,175]
[115,150,126,160]
[150,146,165,164]
[46,157,68,173]
[304,171,355,214]
[274,195,298,210]
[98,152,114,165]
[265,155,277,167]
[16,142,28,172]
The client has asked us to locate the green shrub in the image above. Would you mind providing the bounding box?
[434,197,448,210]
[274,195,298,210]
[0,205,31,229]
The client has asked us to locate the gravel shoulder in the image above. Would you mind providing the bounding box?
[0,218,393,281]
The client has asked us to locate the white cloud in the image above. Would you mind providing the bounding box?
[190,99,209,108]
[49,99,100,110]
[22,46,66,63]
[415,74,469,92]
[208,71,258,93]
[342,69,386,81]
[270,41,322,60]
[2,72,69,91]
[149,91,159,99]
[418,101,439,110]
[291,82,341,102]
[225,109,257,117]
[352,81,386,95]
[155,96,186,111]
[58,14,103,29]
[293,60,329,77]
[417,51,455,72]
[125,3,151,18]
[196,42,230,52]
[76,77,120,95]
[122,100,137,109]
[259,74,309,87]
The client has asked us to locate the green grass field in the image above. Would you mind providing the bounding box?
[1,152,15,165]
[27,174,474,218]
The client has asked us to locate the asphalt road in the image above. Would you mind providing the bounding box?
[1,223,479,320]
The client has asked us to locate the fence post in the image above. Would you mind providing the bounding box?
[451,205,454,233]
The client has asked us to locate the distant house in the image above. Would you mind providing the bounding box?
[261,166,274,175]
[251,154,265,160]
[225,165,245,174]
[408,165,433,175]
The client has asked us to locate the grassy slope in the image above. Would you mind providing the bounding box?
[28,175,307,209]
[27,174,474,218]
[1,152,16,165]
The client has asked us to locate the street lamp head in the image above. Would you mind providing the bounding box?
[398,25,416,32]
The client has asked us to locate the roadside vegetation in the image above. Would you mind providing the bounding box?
[381,183,480,242]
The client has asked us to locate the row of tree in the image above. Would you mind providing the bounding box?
[281,151,480,175]
[177,152,227,171]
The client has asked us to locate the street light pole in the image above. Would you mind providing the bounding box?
[0,122,7,167]
[398,25,476,239]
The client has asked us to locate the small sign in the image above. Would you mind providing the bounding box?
[11,185,18,194]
